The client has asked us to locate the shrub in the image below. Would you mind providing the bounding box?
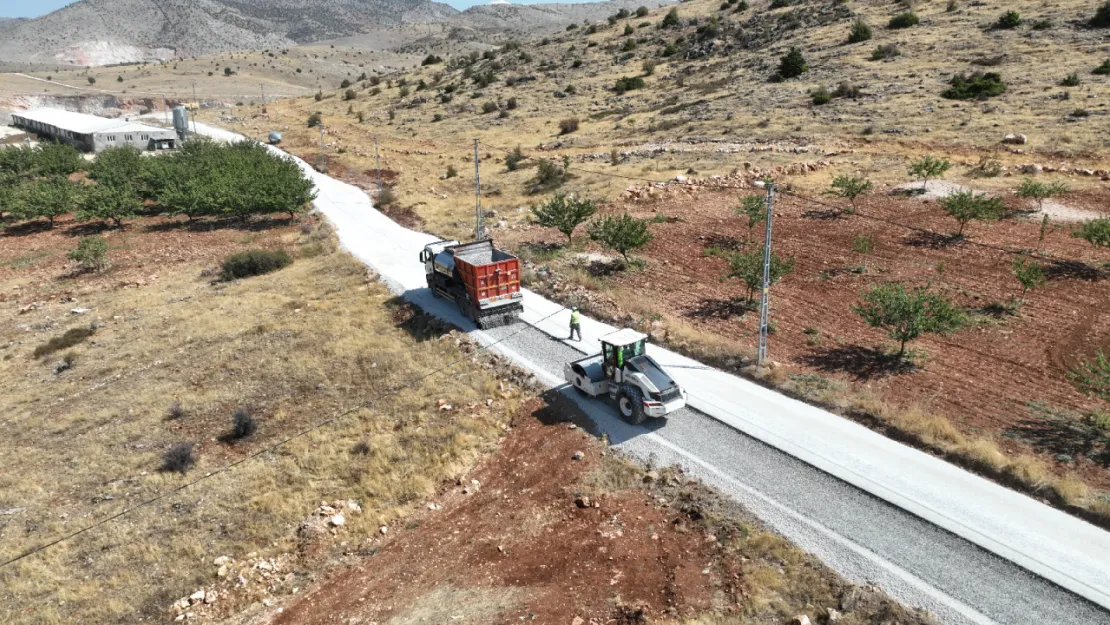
[231,408,257,439]
[636,6,649,17]
[33,326,96,358]
[724,245,795,303]
[167,401,185,420]
[482,101,499,114]
[534,159,566,189]
[848,19,873,43]
[1070,108,1090,118]
[1092,1,1110,27]
[938,190,1006,237]
[621,39,637,52]
[532,194,598,244]
[221,249,293,280]
[558,117,580,135]
[888,12,919,29]
[67,236,110,272]
[871,44,900,61]
[811,86,831,105]
[770,0,791,7]
[994,11,1021,29]
[624,24,634,36]
[662,43,678,57]
[314,91,323,102]
[505,145,526,171]
[377,185,396,207]
[87,76,96,85]
[853,283,965,360]
[344,89,356,100]
[1094,59,1110,75]
[445,164,458,178]
[162,443,196,473]
[1031,18,1052,30]
[614,76,645,94]
[774,47,808,80]
[1016,179,1068,211]
[340,78,351,88]
[307,112,322,127]
[1073,218,1110,248]
[421,54,443,65]
[642,60,656,75]
[588,213,654,260]
[661,8,679,28]
[1061,73,1081,87]
[1070,350,1110,402]
[941,72,1006,100]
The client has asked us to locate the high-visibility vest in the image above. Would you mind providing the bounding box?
[570,311,580,325]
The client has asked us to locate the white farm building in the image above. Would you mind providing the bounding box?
[10,109,178,153]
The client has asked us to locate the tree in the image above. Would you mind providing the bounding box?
[853,283,966,360]
[224,67,233,76]
[994,11,1021,29]
[0,172,20,220]
[1073,218,1110,248]
[1070,350,1110,403]
[735,194,766,240]
[0,145,39,178]
[723,245,795,303]
[19,176,81,227]
[1011,257,1045,304]
[532,194,598,244]
[87,76,96,85]
[775,47,808,80]
[848,19,873,43]
[828,174,872,213]
[588,213,653,260]
[78,182,141,228]
[907,156,951,191]
[1016,179,1068,211]
[67,236,110,272]
[938,190,1005,237]
[661,8,679,28]
[36,141,84,177]
[88,146,145,190]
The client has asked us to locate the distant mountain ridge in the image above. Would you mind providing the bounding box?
[0,0,459,66]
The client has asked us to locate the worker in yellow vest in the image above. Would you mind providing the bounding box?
[568,307,582,341]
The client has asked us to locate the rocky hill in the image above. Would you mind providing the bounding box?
[0,0,459,66]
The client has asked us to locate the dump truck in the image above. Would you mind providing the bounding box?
[419,239,523,328]
[564,328,687,425]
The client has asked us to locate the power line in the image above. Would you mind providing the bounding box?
[0,304,567,571]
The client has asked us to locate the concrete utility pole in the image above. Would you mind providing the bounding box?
[260,83,265,107]
[757,181,775,368]
[473,138,483,240]
[318,125,327,173]
[162,93,169,126]
[191,82,198,134]
[374,138,382,193]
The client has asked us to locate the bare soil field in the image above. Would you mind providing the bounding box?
[236,396,931,625]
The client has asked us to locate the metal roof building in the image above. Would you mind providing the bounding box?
[10,108,178,153]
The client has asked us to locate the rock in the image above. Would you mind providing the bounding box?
[213,556,230,567]
[790,616,811,625]
[572,618,585,625]
[1002,133,1028,145]
[347,501,362,513]
[379,525,388,534]
[825,608,841,623]
[70,308,89,315]
[572,451,585,461]
[575,496,591,509]
[217,565,228,578]
[329,514,345,527]
[189,589,206,604]
[204,590,217,605]
[643,470,660,483]
[1021,163,1043,174]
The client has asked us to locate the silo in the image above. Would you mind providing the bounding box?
[172,106,190,139]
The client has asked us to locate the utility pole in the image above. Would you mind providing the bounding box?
[473,138,483,240]
[260,83,265,107]
[163,93,169,126]
[757,181,775,368]
[374,138,382,193]
[318,125,327,173]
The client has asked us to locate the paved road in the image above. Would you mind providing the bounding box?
[194,122,1110,625]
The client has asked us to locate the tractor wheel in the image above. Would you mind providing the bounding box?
[619,386,647,425]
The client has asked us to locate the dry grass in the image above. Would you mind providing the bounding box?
[0,229,518,624]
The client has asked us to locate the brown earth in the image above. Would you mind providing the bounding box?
[237,396,931,625]
[499,184,1110,490]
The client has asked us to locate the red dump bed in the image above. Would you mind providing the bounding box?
[451,240,521,310]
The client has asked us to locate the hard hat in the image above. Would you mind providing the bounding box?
[572,307,578,311]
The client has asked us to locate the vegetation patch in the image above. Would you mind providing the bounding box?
[221,249,294,280]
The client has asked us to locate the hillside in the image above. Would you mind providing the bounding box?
[0,0,459,66]
[218,0,1110,521]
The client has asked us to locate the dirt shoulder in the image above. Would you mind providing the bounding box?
[233,396,933,625]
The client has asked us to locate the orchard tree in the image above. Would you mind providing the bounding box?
[735,194,767,240]
[724,245,795,304]
[19,176,81,227]
[1016,179,1068,211]
[89,146,145,190]
[938,190,1005,237]
[531,194,598,245]
[852,282,966,360]
[908,156,951,192]
[828,174,873,213]
[1011,256,1046,305]
[78,182,141,228]
[67,236,110,273]
[587,213,653,261]
[1073,218,1110,248]
[0,145,39,178]
[0,173,19,220]
[35,141,85,177]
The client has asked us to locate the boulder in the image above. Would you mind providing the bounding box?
[1002,133,1028,145]
[790,616,811,625]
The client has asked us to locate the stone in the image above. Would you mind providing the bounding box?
[825,608,841,623]
[1022,163,1043,174]
[572,451,585,461]
[189,589,206,604]
[379,525,388,534]
[572,618,585,625]
[217,565,228,578]
[1002,133,1028,145]
[329,514,345,527]
[347,501,362,513]
[643,470,660,483]
[575,496,591,509]
[213,556,230,567]
[70,308,89,315]
[204,590,217,605]
[790,616,811,625]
